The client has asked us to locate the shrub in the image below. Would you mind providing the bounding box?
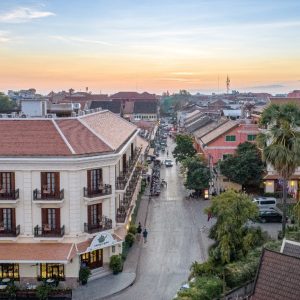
[109,255,123,274]
[79,266,91,285]
[128,224,137,235]
[121,241,130,260]
[190,261,222,278]
[125,232,135,247]
[177,276,223,300]
[36,284,53,300]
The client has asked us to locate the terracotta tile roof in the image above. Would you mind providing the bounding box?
[0,243,75,263]
[200,120,238,145]
[76,240,92,254]
[110,92,156,100]
[0,111,136,156]
[281,239,300,258]
[0,120,72,156]
[80,111,137,150]
[251,249,300,300]
[269,97,300,106]
[56,119,112,154]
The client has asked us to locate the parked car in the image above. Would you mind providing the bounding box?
[253,197,277,209]
[165,159,173,167]
[258,209,286,223]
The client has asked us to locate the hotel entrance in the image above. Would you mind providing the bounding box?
[80,249,103,269]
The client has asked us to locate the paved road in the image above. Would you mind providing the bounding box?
[109,138,213,300]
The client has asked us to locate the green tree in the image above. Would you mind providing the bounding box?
[173,134,196,162]
[206,190,258,264]
[184,156,210,193]
[257,103,300,237]
[0,93,15,111]
[219,142,264,189]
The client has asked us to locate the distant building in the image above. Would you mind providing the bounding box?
[133,101,158,121]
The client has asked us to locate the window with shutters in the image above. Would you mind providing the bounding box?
[0,172,14,193]
[41,172,59,197]
[225,135,236,142]
[42,208,60,230]
[0,208,15,230]
[88,204,102,226]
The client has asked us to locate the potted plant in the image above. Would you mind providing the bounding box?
[79,266,91,285]
[36,284,53,300]
[109,255,123,274]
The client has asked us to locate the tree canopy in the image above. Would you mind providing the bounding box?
[206,190,259,264]
[173,134,196,162]
[257,103,300,236]
[0,93,16,112]
[184,156,210,192]
[219,142,264,189]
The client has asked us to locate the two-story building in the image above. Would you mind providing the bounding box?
[0,110,142,287]
[196,119,259,164]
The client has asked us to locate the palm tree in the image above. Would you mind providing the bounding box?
[257,103,300,236]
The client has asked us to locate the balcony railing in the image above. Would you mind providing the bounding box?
[116,147,142,190]
[83,185,112,198]
[0,189,19,200]
[84,216,112,234]
[33,189,64,201]
[0,225,20,237]
[116,208,127,223]
[34,225,65,238]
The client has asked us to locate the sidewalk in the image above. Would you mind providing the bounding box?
[73,186,151,300]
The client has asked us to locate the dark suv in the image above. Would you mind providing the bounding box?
[258,210,284,223]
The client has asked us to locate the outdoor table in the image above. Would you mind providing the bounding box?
[46,278,55,284]
[2,278,10,283]
[0,285,7,290]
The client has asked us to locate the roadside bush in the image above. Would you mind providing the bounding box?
[190,260,222,278]
[109,255,123,274]
[128,224,137,235]
[121,241,130,261]
[177,276,223,300]
[79,266,91,285]
[125,232,135,247]
[36,284,53,300]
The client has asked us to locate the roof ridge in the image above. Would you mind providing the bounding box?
[199,119,230,139]
[52,119,76,154]
[77,116,115,150]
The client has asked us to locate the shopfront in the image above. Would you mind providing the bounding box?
[80,249,103,269]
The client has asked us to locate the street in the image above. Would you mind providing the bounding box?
[109,138,213,300]
[108,138,281,300]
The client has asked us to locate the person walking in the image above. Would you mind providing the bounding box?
[167,150,169,157]
[137,222,142,241]
[143,228,148,243]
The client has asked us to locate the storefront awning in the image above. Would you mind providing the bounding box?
[0,243,76,264]
[76,232,122,255]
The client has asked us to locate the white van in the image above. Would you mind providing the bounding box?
[253,197,277,209]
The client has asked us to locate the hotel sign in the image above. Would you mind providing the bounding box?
[87,232,120,252]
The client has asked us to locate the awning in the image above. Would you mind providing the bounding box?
[76,232,122,255]
[264,175,300,180]
[0,243,76,263]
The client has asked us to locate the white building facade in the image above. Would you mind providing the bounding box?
[0,111,143,287]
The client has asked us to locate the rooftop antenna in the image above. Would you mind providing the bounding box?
[226,75,230,94]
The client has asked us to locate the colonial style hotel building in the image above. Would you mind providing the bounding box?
[0,110,143,287]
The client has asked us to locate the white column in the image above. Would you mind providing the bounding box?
[23,171,33,235]
[109,165,116,228]
[68,171,81,234]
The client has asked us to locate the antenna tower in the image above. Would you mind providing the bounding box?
[226,75,230,94]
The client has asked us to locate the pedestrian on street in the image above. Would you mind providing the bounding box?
[147,175,151,185]
[137,222,142,241]
[143,228,148,243]
[167,150,169,157]
[207,210,212,222]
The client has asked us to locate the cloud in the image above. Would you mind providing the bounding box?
[51,35,112,46]
[247,84,285,90]
[0,7,55,23]
[0,31,11,43]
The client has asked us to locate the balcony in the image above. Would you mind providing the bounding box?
[0,189,19,201]
[83,185,112,198]
[34,225,65,238]
[84,216,112,234]
[0,225,20,237]
[116,207,127,223]
[33,189,64,201]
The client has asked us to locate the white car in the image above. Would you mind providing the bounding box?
[165,159,173,167]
